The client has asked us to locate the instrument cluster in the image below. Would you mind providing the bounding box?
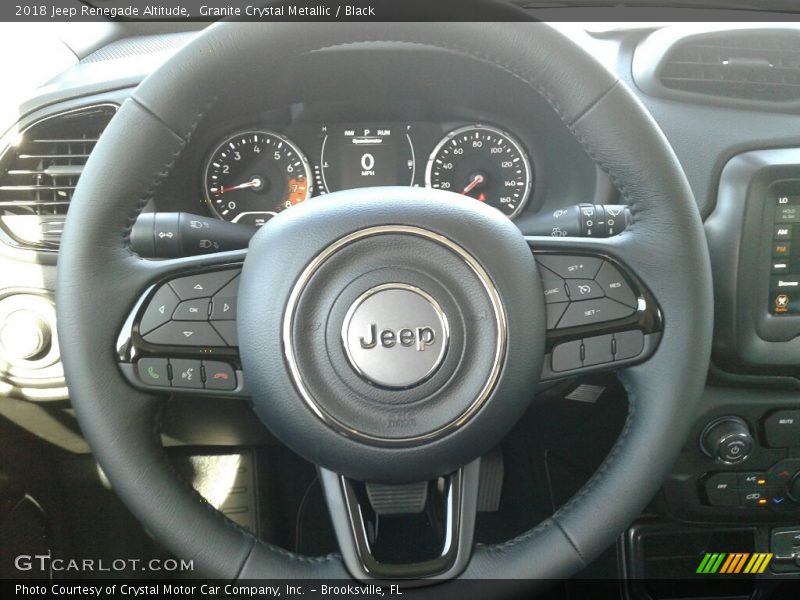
[202,122,534,226]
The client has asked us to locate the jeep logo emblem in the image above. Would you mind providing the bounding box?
[342,284,449,389]
[358,325,436,351]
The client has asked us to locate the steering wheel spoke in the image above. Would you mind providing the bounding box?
[526,235,663,381]
[117,252,247,398]
[320,459,481,582]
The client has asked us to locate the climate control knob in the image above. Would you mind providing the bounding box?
[700,417,754,465]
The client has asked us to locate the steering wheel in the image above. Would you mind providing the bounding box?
[56,21,712,585]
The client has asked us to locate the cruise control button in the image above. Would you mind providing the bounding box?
[137,358,170,387]
[540,267,569,304]
[210,297,237,320]
[613,330,645,360]
[583,335,614,366]
[171,359,203,389]
[551,340,583,372]
[594,262,637,308]
[143,321,225,346]
[169,270,239,301]
[139,285,180,336]
[173,298,210,321]
[211,321,238,346]
[566,279,603,301]
[546,302,568,329]
[557,298,635,329]
[203,361,236,391]
[536,255,602,280]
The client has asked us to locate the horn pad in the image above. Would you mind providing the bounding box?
[238,187,544,483]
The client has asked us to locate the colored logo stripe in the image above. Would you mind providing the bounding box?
[698,553,773,574]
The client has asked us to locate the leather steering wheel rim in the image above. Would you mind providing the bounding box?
[56,21,713,582]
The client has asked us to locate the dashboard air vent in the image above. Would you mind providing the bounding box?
[0,104,116,250]
[658,31,800,102]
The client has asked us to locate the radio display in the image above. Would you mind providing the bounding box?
[771,194,800,315]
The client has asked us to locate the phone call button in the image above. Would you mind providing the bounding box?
[203,361,236,391]
[137,358,170,387]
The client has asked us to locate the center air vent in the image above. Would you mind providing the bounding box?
[633,27,800,109]
[0,104,116,250]
[659,32,800,101]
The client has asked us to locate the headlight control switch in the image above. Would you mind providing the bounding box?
[701,417,754,465]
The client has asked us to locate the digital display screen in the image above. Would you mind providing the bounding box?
[771,194,800,315]
[319,125,415,193]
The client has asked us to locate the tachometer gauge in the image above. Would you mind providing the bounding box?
[425,125,532,219]
[204,130,311,226]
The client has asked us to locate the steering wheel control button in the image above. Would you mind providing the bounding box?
[140,285,180,335]
[211,321,238,346]
[202,361,236,391]
[137,358,170,388]
[342,284,449,389]
[551,340,583,372]
[594,262,637,308]
[613,330,645,360]
[169,269,238,301]
[557,297,635,329]
[765,411,800,448]
[171,358,203,389]
[536,254,602,280]
[173,298,210,321]
[143,321,225,347]
[540,268,569,304]
[565,279,604,301]
[582,335,614,366]
[701,417,754,465]
[546,302,568,329]
[211,297,237,320]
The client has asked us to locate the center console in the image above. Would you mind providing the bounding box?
[630,149,800,593]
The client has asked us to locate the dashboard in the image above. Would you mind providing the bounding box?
[200,121,532,225]
[4,19,800,592]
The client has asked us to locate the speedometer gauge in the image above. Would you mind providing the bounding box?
[204,130,311,226]
[425,125,532,219]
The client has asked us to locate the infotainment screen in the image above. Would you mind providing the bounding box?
[771,193,800,315]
